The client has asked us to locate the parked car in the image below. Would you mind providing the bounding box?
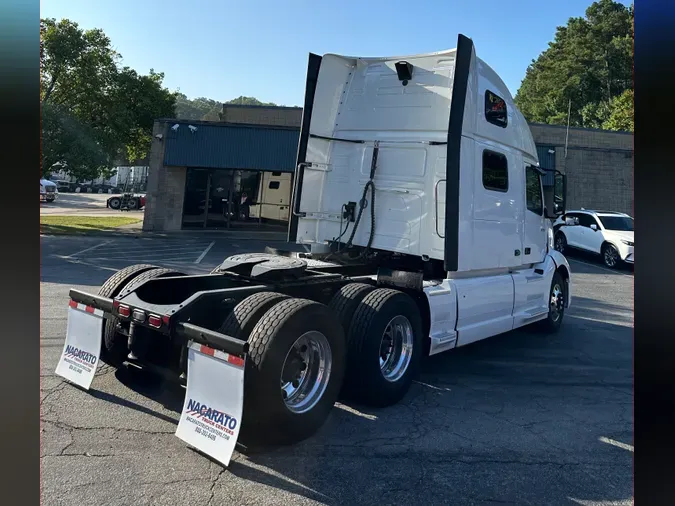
[553,209,633,268]
[54,180,73,192]
[40,179,58,203]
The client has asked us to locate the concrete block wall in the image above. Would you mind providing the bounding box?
[142,121,187,232]
[221,105,302,127]
[530,124,633,215]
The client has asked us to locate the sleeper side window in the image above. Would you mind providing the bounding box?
[485,90,508,128]
[525,166,543,215]
[482,150,508,193]
[268,181,280,190]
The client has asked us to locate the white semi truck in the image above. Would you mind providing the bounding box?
[57,35,571,464]
[40,178,58,202]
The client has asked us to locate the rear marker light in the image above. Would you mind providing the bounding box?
[118,305,130,317]
[132,309,146,322]
[68,300,77,309]
[148,315,162,328]
[162,315,170,326]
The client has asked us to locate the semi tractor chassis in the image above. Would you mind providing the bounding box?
[66,249,476,445]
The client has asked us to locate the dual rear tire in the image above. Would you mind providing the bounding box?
[224,284,424,445]
[329,285,424,407]
[223,293,346,445]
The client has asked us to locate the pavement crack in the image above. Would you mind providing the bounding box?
[40,382,66,406]
[40,418,175,435]
[206,467,226,506]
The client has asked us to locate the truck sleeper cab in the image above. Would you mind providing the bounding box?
[289,34,571,354]
[61,35,571,455]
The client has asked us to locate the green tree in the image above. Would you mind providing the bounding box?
[602,88,633,131]
[225,96,277,107]
[175,94,222,121]
[514,0,633,131]
[175,94,279,122]
[40,18,176,179]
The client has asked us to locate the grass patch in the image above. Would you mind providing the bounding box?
[41,216,142,235]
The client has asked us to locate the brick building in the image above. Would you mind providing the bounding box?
[142,105,633,233]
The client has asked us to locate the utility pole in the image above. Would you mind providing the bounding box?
[564,99,572,160]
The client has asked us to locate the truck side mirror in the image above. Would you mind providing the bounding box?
[543,171,566,219]
[590,224,598,231]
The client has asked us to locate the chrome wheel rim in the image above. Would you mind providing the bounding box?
[604,247,618,267]
[379,315,414,382]
[280,331,332,414]
[550,283,565,322]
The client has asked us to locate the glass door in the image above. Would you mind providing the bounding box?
[206,170,234,229]
[182,168,209,229]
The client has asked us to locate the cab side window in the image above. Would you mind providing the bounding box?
[525,166,543,215]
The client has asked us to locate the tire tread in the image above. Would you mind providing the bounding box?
[98,264,158,298]
[328,283,376,335]
[219,291,290,340]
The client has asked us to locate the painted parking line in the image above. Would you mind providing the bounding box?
[194,241,215,264]
[84,250,211,260]
[65,240,111,259]
[69,240,216,263]
[568,258,633,277]
[599,436,633,452]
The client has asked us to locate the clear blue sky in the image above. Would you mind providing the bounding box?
[40,0,632,106]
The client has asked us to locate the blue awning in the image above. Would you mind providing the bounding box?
[163,121,299,173]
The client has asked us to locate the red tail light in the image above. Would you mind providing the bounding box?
[148,315,162,328]
[118,305,130,317]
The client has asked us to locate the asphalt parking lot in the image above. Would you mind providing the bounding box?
[40,234,633,506]
[40,192,145,217]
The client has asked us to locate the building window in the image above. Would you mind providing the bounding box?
[525,165,543,215]
[268,181,280,190]
[482,150,508,192]
[485,90,507,128]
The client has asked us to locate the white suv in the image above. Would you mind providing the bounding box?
[553,209,633,269]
